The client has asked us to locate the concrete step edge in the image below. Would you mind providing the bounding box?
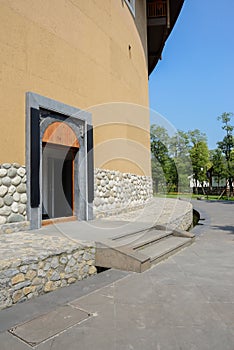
[95,245,151,273]
[150,238,193,264]
[132,231,172,250]
[111,224,154,241]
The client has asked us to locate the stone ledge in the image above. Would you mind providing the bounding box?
[0,221,30,235]
[0,233,96,310]
[102,197,193,233]
[94,202,148,218]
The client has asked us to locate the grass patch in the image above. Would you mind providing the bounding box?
[154,192,234,201]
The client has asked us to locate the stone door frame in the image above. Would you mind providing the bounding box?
[26,92,93,229]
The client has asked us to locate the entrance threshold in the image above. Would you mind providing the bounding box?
[42,216,77,226]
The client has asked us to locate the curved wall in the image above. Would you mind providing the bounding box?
[0,0,150,175]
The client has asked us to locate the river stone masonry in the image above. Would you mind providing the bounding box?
[0,232,96,310]
[0,163,27,227]
[0,164,153,230]
[94,168,153,218]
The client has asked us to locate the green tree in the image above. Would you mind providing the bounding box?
[185,129,209,193]
[150,126,210,194]
[189,141,209,193]
[150,125,177,193]
[187,129,207,146]
[169,130,189,158]
[210,149,226,188]
[151,157,166,193]
[217,112,234,195]
[169,130,192,192]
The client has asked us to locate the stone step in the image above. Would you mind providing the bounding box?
[137,235,193,265]
[112,229,172,249]
[132,230,173,250]
[95,241,151,273]
[95,228,194,273]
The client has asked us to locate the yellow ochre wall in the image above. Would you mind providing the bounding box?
[0,0,150,176]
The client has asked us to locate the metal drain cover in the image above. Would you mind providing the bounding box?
[9,305,90,347]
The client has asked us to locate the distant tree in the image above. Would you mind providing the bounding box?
[151,157,166,193]
[150,126,210,194]
[189,141,209,193]
[187,129,207,146]
[231,150,234,186]
[184,129,209,193]
[217,112,234,195]
[150,125,177,193]
[210,149,226,188]
[169,130,192,192]
[150,126,168,193]
[169,130,190,158]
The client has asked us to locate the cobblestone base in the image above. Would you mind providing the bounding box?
[0,233,96,310]
[94,168,153,218]
[169,207,193,231]
[0,221,30,235]
[0,165,153,230]
[0,163,27,225]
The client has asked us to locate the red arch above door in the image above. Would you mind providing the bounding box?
[42,122,80,148]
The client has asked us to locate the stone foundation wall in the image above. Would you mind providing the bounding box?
[94,168,153,218]
[169,207,193,231]
[0,164,153,228]
[0,163,27,225]
[0,244,96,310]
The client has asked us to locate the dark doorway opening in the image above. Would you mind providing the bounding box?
[42,143,77,220]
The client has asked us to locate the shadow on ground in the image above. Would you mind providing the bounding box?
[211,225,234,234]
[202,200,234,205]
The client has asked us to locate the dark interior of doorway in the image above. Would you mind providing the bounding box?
[42,143,77,220]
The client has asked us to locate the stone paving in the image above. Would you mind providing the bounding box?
[0,233,93,265]
[102,197,193,231]
[0,199,233,349]
[0,197,192,309]
[0,197,193,266]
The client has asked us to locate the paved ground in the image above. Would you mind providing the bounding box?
[0,199,233,349]
[0,198,192,263]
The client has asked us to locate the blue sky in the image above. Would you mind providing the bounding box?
[149,0,234,149]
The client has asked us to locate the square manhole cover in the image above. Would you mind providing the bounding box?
[9,305,90,347]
